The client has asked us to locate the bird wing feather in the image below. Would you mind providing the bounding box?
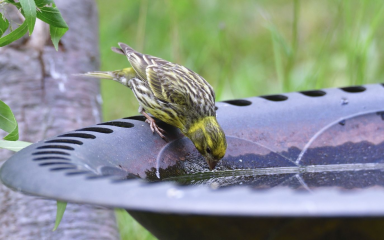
[146,63,215,108]
[115,43,215,108]
[146,64,188,105]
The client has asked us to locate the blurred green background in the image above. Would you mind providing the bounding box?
[95,0,384,239]
[96,0,384,122]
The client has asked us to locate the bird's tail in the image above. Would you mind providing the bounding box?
[74,68,137,86]
[76,71,116,80]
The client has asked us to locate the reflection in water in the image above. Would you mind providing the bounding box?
[296,110,384,164]
[160,163,384,191]
[142,111,384,191]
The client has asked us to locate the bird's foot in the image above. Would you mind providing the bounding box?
[145,118,165,139]
[140,109,167,140]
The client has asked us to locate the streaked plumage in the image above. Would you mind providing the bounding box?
[81,43,227,170]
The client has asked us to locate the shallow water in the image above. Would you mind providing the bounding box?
[159,163,384,191]
[141,111,384,191]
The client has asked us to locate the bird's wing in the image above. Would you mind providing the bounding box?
[146,63,215,107]
[111,47,124,55]
[115,43,215,107]
[117,43,168,81]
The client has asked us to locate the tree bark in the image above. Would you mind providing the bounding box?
[0,0,119,239]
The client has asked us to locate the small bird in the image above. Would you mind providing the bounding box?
[81,43,227,170]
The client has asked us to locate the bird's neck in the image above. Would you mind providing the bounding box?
[185,116,217,137]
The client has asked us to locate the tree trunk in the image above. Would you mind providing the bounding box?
[0,0,119,239]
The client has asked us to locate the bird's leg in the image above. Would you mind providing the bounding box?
[140,108,166,139]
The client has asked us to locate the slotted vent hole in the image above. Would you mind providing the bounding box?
[76,127,113,134]
[45,139,83,145]
[86,174,113,179]
[66,171,93,176]
[340,86,366,93]
[39,162,76,166]
[33,157,70,161]
[260,95,288,101]
[32,151,70,156]
[50,167,78,171]
[37,145,74,150]
[124,116,146,121]
[58,133,96,139]
[98,121,134,128]
[223,99,252,106]
[300,90,326,97]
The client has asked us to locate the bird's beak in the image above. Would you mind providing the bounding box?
[206,157,218,170]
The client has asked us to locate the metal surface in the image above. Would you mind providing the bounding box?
[1,84,384,239]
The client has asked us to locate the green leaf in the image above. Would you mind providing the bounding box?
[49,25,67,51]
[0,21,28,47]
[0,100,19,141]
[53,201,67,231]
[19,0,37,35]
[115,208,155,240]
[36,4,68,50]
[35,0,54,7]
[36,6,68,29]
[0,13,10,38]
[0,140,31,151]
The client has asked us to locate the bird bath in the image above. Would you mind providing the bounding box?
[1,84,384,239]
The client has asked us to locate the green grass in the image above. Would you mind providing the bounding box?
[115,209,154,240]
[96,0,384,121]
[95,1,384,239]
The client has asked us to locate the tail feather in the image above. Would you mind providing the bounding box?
[118,42,135,55]
[111,47,125,55]
[75,71,116,80]
[74,68,137,87]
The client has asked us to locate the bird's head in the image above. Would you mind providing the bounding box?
[186,116,227,170]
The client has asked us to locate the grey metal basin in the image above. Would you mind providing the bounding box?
[1,84,384,239]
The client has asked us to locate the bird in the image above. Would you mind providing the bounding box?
[80,43,227,170]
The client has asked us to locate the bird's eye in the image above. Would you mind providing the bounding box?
[206,147,211,154]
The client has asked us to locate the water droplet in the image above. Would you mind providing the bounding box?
[341,98,349,105]
[339,120,346,126]
[210,182,220,190]
[166,188,184,199]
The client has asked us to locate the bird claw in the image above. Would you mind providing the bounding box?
[140,110,167,140]
[145,119,166,139]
